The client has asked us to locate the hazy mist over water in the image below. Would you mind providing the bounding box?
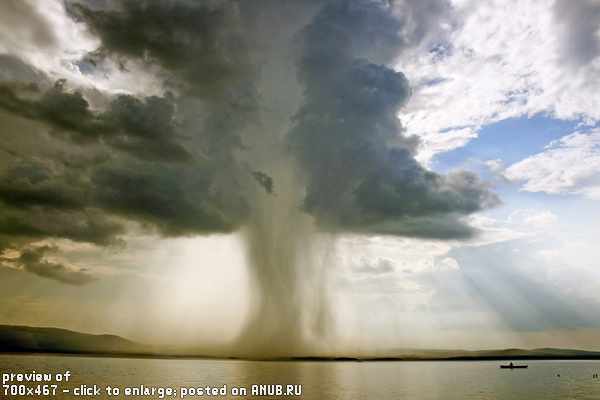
[2,355,600,400]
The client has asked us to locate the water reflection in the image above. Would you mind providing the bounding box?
[1,355,599,400]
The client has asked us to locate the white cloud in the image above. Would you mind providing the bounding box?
[508,209,558,229]
[415,127,478,164]
[504,129,600,197]
[465,214,525,245]
[459,207,559,247]
[396,0,600,162]
[484,159,504,174]
[436,256,460,271]
[335,234,453,275]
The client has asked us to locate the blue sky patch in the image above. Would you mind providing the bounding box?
[430,114,582,173]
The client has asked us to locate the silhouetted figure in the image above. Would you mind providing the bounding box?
[557,374,560,377]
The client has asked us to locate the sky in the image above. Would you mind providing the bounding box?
[0,0,599,355]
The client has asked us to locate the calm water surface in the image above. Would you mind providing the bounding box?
[1,355,600,399]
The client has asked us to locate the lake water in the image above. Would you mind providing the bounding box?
[1,354,600,399]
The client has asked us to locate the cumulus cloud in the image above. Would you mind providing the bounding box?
[0,1,259,288]
[0,77,191,162]
[0,1,263,275]
[65,0,262,163]
[290,0,499,238]
[504,129,600,198]
[0,0,499,301]
[65,0,256,96]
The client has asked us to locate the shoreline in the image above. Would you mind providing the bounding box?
[3,351,600,362]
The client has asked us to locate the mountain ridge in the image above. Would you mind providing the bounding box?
[2,325,600,361]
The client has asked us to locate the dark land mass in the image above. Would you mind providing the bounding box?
[2,325,600,361]
[0,325,148,357]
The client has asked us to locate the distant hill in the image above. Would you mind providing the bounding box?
[0,325,147,356]
[364,347,600,361]
[2,325,600,360]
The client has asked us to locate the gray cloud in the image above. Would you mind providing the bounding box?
[250,171,274,195]
[0,155,123,248]
[289,0,499,238]
[6,245,96,286]
[65,0,256,95]
[353,258,395,275]
[362,214,479,239]
[0,159,87,210]
[0,0,493,244]
[0,77,191,162]
[554,0,600,66]
[0,70,238,256]
[0,207,124,247]
[91,162,248,235]
[65,0,259,162]
[0,54,46,82]
[0,1,57,51]
[0,156,248,240]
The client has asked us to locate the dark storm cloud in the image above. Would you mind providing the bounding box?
[101,94,191,162]
[8,245,97,285]
[0,74,228,246]
[63,0,262,172]
[0,0,497,245]
[91,163,248,235]
[65,0,255,96]
[0,207,124,246]
[290,0,498,238]
[0,0,499,290]
[0,161,85,210]
[0,65,247,256]
[0,156,248,240]
[0,159,123,246]
[0,78,191,162]
[554,0,600,66]
[0,0,263,260]
[64,0,261,159]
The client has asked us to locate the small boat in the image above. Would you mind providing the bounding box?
[500,362,528,369]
